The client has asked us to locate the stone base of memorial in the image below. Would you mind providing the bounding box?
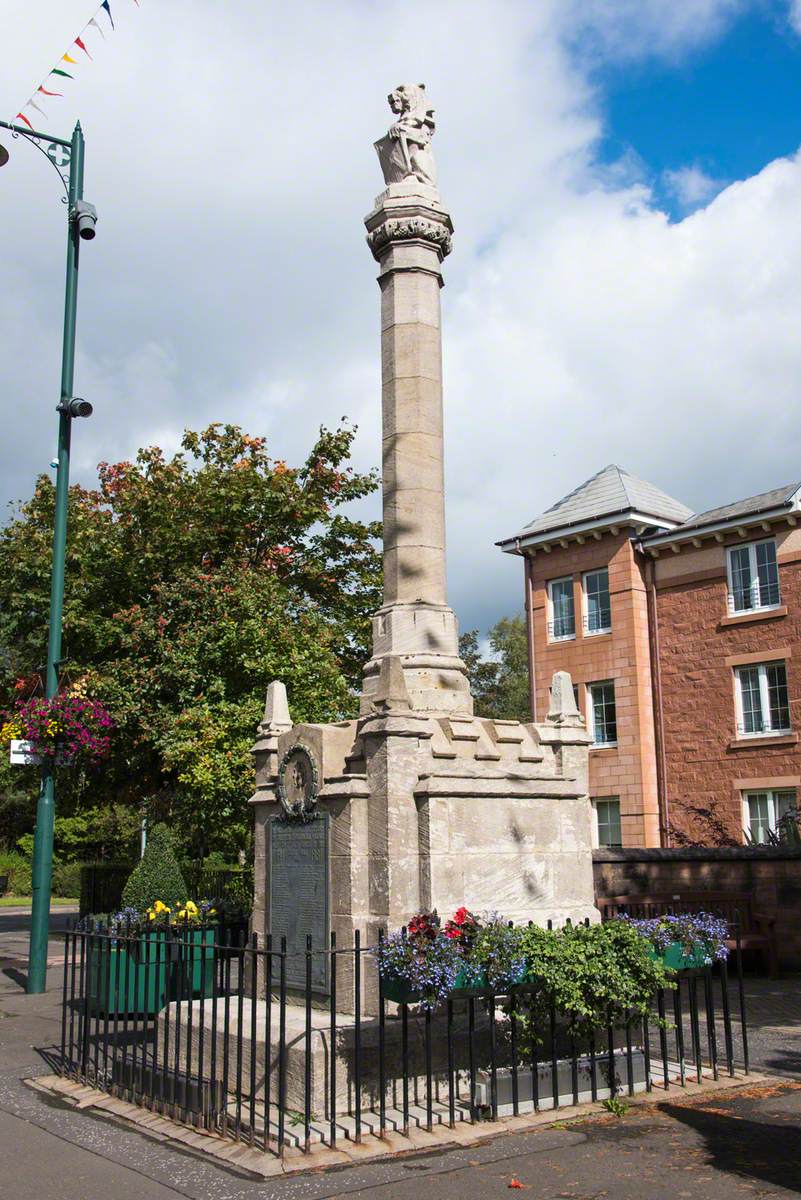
[158,997,495,1117]
[250,670,600,1016]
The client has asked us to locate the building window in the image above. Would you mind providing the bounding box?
[727,540,780,613]
[583,568,611,635]
[548,576,575,641]
[587,680,617,747]
[735,661,791,737]
[743,789,797,843]
[593,798,622,847]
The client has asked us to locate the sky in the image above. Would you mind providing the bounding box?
[3,0,801,637]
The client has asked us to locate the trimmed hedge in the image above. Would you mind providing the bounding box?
[120,823,188,912]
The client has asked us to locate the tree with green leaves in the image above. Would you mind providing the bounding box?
[0,423,381,861]
[460,614,531,724]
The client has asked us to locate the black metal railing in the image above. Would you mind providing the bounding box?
[59,917,749,1158]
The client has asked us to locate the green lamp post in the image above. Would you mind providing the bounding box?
[0,118,97,993]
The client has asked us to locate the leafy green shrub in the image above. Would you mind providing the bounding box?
[120,823,188,913]
[0,851,32,896]
[519,920,673,1041]
[51,861,81,898]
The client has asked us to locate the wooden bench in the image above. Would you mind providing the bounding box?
[599,890,778,977]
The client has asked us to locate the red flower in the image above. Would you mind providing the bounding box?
[406,910,439,942]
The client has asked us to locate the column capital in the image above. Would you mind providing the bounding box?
[365,185,453,265]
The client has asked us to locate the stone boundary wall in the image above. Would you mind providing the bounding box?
[593,846,801,969]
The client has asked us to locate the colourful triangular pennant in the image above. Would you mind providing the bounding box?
[74,37,92,59]
[38,85,63,97]
[101,1,115,29]
[88,17,106,38]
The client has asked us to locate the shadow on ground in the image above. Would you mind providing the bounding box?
[661,1097,801,1195]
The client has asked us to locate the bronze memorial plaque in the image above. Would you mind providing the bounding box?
[268,815,329,991]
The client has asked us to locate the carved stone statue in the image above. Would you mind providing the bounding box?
[374,83,437,188]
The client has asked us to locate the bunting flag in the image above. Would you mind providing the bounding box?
[13,1,138,129]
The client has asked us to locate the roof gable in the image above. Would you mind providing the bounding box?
[515,465,692,540]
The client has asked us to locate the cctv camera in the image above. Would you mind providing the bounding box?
[57,397,93,418]
[72,200,98,241]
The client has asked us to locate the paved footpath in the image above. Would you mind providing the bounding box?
[2,912,801,1200]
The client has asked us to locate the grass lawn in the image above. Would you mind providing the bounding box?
[0,896,78,907]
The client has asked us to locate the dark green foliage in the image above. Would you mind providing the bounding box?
[120,823,188,912]
[51,861,82,898]
[519,919,672,1041]
[0,851,32,896]
[460,615,531,723]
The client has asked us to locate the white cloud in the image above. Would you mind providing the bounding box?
[565,0,747,63]
[3,1,801,639]
[663,163,726,208]
[789,0,801,34]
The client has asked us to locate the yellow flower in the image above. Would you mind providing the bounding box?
[148,912,156,921]
[185,900,198,915]
[177,909,187,920]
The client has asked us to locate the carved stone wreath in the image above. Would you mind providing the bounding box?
[366,216,452,259]
[276,743,320,821]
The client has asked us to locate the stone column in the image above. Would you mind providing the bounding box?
[361,181,471,715]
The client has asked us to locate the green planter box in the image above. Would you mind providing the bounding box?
[170,928,216,1000]
[87,932,170,1016]
[381,968,513,1004]
[653,941,709,972]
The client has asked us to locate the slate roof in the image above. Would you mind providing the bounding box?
[659,483,801,536]
[512,465,693,540]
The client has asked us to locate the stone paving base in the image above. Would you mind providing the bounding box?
[27,1069,766,1180]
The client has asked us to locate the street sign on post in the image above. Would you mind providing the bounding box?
[9,739,43,766]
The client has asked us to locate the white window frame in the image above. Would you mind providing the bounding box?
[587,680,617,748]
[592,797,622,848]
[547,576,575,642]
[726,539,781,614]
[582,568,612,636]
[734,661,791,737]
[742,789,797,843]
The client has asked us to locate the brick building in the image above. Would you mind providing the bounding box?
[498,465,801,849]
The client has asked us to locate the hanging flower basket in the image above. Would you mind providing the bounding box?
[1,694,114,767]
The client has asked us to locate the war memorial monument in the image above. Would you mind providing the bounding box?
[250,85,599,1010]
